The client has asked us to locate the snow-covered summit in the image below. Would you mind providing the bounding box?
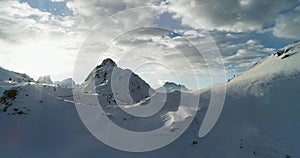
[97,58,117,68]
[37,75,53,84]
[157,81,189,92]
[54,78,75,88]
[83,58,154,105]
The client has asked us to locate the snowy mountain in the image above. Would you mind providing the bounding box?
[229,41,300,85]
[157,81,189,92]
[54,78,75,88]
[0,42,300,157]
[0,66,33,83]
[82,58,154,105]
[0,66,33,96]
[37,75,53,84]
[197,41,300,157]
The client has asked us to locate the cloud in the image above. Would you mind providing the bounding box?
[273,6,300,40]
[0,0,297,87]
[166,0,299,32]
[63,0,299,36]
[65,0,154,30]
[223,39,275,72]
[51,0,65,2]
[0,1,81,80]
[0,1,79,42]
[99,27,211,70]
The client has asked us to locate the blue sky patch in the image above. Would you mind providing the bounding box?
[19,0,72,16]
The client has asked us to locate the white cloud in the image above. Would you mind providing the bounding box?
[0,0,297,86]
[224,40,275,71]
[246,39,257,45]
[66,0,153,30]
[273,6,300,40]
[50,0,65,2]
[166,0,299,32]
[0,1,82,81]
[239,0,253,7]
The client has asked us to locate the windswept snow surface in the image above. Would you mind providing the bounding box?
[0,42,300,157]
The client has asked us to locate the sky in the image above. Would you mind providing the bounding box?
[0,0,299,89]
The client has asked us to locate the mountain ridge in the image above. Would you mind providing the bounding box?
[0,42,300,157]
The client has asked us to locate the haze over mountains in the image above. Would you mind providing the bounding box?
[0,42,299,157]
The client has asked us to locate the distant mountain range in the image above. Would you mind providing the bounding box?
[0,42,300,157]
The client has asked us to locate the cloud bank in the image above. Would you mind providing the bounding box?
[0,0,299,87]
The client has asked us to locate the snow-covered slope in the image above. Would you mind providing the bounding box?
[0,66,33,95]
[0,66,33,83]
[230,42,300,84]
[195,42,300,157]
[0,42,300,157]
